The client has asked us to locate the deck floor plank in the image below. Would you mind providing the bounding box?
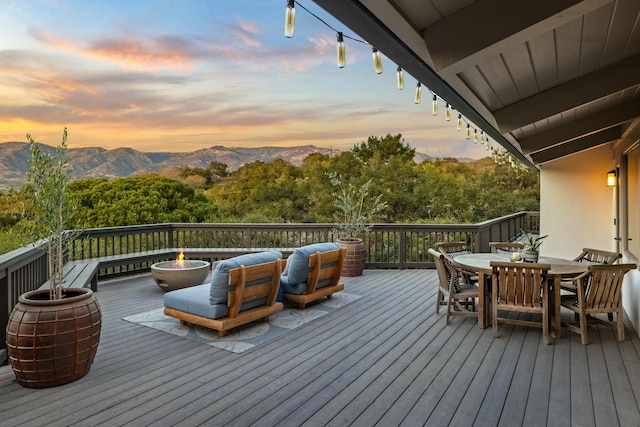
[1,269,640,427]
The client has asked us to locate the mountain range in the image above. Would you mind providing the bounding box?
[0,142,434,191]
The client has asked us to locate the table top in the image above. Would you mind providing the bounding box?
[452,253,588,277]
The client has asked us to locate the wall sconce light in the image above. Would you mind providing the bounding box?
[607,170,616,187]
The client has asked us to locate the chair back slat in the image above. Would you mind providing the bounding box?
[491,262,550,308]
[574,248,621,265]
[584,264,634,310]
[489,242,524,254]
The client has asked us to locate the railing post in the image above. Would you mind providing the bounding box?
[399,228,406,270]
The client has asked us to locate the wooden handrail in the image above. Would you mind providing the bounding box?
[0,211,537,354]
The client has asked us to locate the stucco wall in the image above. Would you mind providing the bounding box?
[540,144,639,337]
[539,145,616,259]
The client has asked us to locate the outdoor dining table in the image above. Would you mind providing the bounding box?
[452,253,588,337]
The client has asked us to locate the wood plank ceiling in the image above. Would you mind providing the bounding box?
[312,0,640,170]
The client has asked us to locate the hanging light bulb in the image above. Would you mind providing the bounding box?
[431,94,438,115]
[485,139,491,150]
[480,130,485,143]
[336,32,346,68]
[284,0,295,38]
[371,47,383,74]
[457,113,462,130]
[414,82,422,104]
[466,124,471,139]
[473,129,478,143]
[396,66,404,90]
[445,103,451,121]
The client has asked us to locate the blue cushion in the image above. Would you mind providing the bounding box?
[165,284,230,319]
[209,251,282,304]
[283,243,339,286]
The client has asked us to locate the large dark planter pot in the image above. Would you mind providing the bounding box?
[6,288,102,389]
[337,238,366,277]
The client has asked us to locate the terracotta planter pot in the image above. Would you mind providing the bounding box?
[337,238,366,277]
[6,288,102,388]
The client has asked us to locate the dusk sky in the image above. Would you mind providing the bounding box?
[0,0,490,159]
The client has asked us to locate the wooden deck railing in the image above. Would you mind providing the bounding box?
[0,211,538,353]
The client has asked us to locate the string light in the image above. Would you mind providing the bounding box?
[284,0,295,38]
[414,82,422,104]
[396,66,404,90]
[282,1,515,168]
[336,32,345,68]
[371,47,383,74]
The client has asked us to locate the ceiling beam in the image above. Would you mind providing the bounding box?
[530,126,622,164]
[520,100,640,154]
[423,0,612,74]
[495,54,640,133]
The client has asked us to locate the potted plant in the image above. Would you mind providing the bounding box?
[329,172,387,276]
[521,229,548,262]
[5,128,102,388]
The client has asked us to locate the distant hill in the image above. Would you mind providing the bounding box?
[0,142,437,191]
[0,143,335,190]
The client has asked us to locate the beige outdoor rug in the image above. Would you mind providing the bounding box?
[123,292,361,353]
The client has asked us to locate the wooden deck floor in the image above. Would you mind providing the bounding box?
[2,269,640,426]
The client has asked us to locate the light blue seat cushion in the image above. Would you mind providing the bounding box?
[282,242,339,295]
[209,251,282,304]
[164,284,230,319]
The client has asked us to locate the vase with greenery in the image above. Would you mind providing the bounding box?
[521,229,548,262]
[328,172,387,276]
[6,128,102,388]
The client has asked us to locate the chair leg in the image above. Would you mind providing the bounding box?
[616,310,625,341]
[436,290,442,314]
[445,296,453,325]
[579,310,589,345]
[492,298,498,338]
[543,303,549,345]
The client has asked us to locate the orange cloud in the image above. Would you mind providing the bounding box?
[29,28,193,70]
[89,38,192,70]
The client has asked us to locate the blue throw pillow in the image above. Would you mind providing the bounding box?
[283,242,339,286]
[209,251,282,304]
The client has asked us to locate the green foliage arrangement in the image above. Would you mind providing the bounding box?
[328,172,387,240]
[521,229,548,251]
[23,128,82,299]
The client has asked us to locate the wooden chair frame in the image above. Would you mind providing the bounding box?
[489,241,525,254]
[435,241,477,285]
[165,259,283,337]
[284,247,346,309]
[561,249,622,322]
[560,263,636,344]
[491,261,551,345]
[429,248,478,324]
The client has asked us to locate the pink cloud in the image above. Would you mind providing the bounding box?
[29,28,194,70]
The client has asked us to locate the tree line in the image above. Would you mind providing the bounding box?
[0,134,539,254]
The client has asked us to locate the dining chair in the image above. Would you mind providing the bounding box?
[429,248,479,325]
[560,263,636,344]
[435,241,477,285]
[490,261,551,344]
[560,248,622,305]
[489,241,524,254]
